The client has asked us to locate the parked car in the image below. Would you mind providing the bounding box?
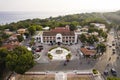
[38,45,43,50]
[35,48,41,52]
[35,49,41,52]
[112,43,115,46]
[112,51,115,54]
[111,68,117,76]
[104,70,109,76]
[112,49,115,51]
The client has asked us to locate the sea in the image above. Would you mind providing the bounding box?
[0,11,66,25]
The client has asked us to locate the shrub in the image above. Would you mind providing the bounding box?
[107,77,120,80]
[48,53,53,60]
[92,69,98,74]
[66,53,72,60]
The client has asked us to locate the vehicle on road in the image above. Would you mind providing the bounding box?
[111,68,117,76]
[104,70,109,76]
[35,48,41,52]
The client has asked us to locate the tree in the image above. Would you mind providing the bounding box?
[1,33,10,39]
[24,32,29,38]
[6,46,35,74]
[98,29,103,36]
[17,35,24,42]
[0,38,3,47]
[87,35,99,44]
[28,25,36,35]
[79,34,87,43]
[88,27,98,33]
[29,38,35,46]
[69,21,78,31]
[100,32,108,39]
[0,48,8,76]
[97,43,106,54]
[88,27,95,33]
[36,25,42,31]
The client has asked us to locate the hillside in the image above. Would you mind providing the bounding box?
[1,10,120,31]
[103,10,120,24]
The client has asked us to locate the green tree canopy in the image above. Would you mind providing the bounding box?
[97,43,106,54]
[88,27,98,33]
[0,38,3,47]
[36,25,42,31]
[100,32,108,39]
[79,34,87,43]
[28,25,36,35]
[87,35,99,44]
[17,35,24,42]
[6,46,35,74]
[0,48,8,77]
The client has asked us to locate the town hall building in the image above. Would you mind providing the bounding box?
[34,26,78,44]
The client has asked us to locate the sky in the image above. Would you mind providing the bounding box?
[0,0,120,14]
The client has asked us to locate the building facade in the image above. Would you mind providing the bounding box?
[34,26,78,44]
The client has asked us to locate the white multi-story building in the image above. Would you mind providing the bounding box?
[34,26,78,44]
[90,23,106,31]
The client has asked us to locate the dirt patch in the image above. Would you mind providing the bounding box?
[15,74,55,80]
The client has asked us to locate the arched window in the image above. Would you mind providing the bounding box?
[57,37,61,39]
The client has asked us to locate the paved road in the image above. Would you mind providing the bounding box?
[94,31,114,69]
[94,28,120,78]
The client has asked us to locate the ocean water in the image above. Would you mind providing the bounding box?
[0,11,64,25]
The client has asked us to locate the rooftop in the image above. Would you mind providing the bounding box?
[43,31,74,36]
[80,48,96,56]
[51,27,70,33]
[43,26,74,36]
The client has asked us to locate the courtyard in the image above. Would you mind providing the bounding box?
[19,32,118,80]
[29,41,98,72]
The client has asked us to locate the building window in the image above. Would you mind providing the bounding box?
[53,37,55,39]
[36,37,38,40]
[57,37,61,39]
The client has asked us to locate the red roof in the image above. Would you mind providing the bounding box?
[51,27,70,33]
[1,42,19,50]
[80,48,96,56]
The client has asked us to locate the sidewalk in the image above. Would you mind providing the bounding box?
[55,72,67,80]
[94,75,105,80]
